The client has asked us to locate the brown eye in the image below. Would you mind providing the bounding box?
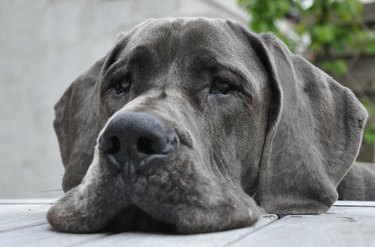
[114,75,132,95]
[209,78,233,94]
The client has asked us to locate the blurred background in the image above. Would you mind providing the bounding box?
[0,0,374,198]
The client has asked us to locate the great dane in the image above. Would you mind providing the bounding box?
[47,17,372,234]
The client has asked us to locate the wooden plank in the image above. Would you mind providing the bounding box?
[0,198,57,205]
[74,214,278,247]
[328,205,375,217]
[0,203,109,246]
[0,209,276,247]
[334,201,375,207]
[0,224,109,247]
[2,200,374,247]
[0,200,277,247]
[0,199,57,232]
[230,206,375,247]
[0,204,51,232]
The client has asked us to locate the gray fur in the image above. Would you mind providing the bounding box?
[47,17,368,234]
[338,162,375,201]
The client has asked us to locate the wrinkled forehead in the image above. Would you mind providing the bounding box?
[110,18,266,93]
[121,18,251,63]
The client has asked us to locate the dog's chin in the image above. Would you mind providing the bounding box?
[48,152,260,234]
[104,205,175,233]
[48,183,260,234]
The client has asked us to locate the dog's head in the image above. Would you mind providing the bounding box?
[47,18,367,234]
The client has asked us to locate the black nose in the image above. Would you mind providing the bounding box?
[99,112,178,170]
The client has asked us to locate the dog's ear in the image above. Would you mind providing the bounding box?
[250,33,367,214]
[53,57,105,192]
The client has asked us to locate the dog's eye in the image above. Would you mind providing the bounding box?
[114,75,132,95]
[209,78,234,94]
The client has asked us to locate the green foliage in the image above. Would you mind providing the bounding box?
[238,0,375,74]
[238,0,375,144]
[238,0,290,44]
[362,98,375,144]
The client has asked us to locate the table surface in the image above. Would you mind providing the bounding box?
[0,199,374,247]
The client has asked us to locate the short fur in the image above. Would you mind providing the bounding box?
[47,18,369,234]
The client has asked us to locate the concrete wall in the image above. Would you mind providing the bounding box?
[0,0,248,198]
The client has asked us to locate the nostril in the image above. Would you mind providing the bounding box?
[101,136,121,154]
[136,134,177,156]
[137,137,155,155]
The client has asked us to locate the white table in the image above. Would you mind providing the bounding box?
[0,199,374,247]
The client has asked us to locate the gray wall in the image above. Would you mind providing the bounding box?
[0,0,247,198]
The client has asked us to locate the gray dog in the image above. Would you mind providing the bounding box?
[47,17,371,234]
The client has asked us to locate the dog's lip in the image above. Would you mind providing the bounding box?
[174,127,193,149]
[136,153,170,170]
[106,205,175,233]
[98,146,172,170]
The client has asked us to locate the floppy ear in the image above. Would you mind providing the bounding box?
[252,33,368,214]
[53,57,105,192]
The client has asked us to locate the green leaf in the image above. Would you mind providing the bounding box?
[364,123,375,144]
[321,60,348,75]
[312,25,335,43]
[238,0,373,73]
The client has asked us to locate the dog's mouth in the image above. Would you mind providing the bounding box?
[105,205,175,233]
[48,162,260,234]
[48,143,260,234]
[99,152,191,234]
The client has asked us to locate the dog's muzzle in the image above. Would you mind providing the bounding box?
[98,112,179,172]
